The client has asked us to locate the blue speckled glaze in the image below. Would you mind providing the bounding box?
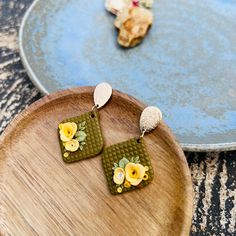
[20,0,236,148]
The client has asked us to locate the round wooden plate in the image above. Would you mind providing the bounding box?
[0,87,193,235]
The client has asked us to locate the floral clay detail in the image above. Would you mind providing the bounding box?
[58,112,103,163]
[113,157,149,193]
[59,121,87,155]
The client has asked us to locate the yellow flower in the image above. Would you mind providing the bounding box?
[124,180,131,188]
[59,122,77,142]
[117,187,122,193]
[125,163,145,186]
[63,152,69,158]
[143,173,148,180]
[65,139,79,152]
[113,167,125,185]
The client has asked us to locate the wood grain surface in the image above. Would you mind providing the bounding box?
[1,1,236,235]
[0,87,193,235]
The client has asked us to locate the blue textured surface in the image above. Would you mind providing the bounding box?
[21,0,236,147]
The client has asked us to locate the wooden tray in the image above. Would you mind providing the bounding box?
[0,87,193,235]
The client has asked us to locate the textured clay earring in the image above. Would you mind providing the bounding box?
[102,106,162,194]
[58,83,112,163]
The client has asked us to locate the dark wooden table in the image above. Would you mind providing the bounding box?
[1,0,236,235]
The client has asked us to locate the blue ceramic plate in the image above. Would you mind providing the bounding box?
[19,0,236,151]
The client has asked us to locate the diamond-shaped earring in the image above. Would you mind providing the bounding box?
[102,106,162,194]
[58,83,112,163]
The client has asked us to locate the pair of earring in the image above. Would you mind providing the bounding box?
[58,83,162,195]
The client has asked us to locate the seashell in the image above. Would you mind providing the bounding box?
[114,7,153,47]
[140,106,162,134]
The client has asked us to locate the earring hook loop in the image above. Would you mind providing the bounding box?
[140,129,146,138]
[92,104,99,112]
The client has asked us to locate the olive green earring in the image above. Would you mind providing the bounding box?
[58,83,112,163]
[102,106,162,194]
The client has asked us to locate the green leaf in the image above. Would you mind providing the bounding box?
[112,163,118,170]
[78,121,86,131]
[81,142,86,145]
[119,157,129,168]
[131,157,134,163]
[133,156,140,163]
[119,160,125,168]
[75,131,87,142]
[79,145,83,151]
[122,157,129,165]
